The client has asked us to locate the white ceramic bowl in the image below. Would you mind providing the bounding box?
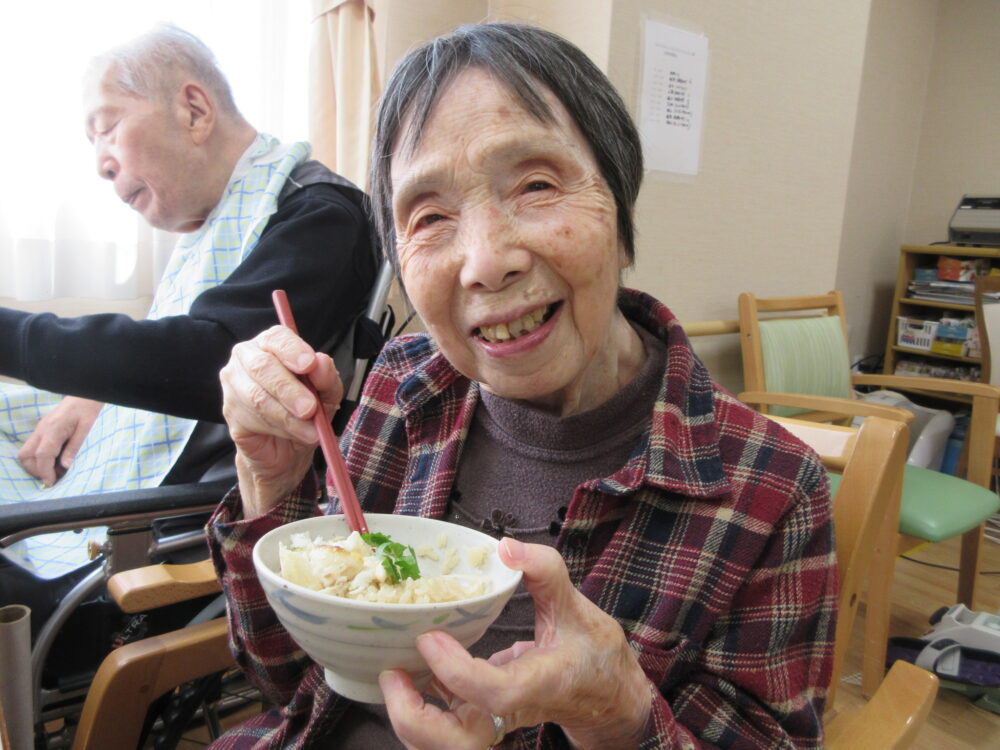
[253,513,522,703]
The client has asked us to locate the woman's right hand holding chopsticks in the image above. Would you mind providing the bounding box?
[220,325,343,518]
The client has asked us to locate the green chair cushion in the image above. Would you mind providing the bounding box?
[899,465,1000,541]
[827,466,1000,543]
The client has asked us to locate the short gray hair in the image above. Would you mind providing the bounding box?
[89,24,239,116]
[370,23,644,273]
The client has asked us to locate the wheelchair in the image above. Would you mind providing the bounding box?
[0,258,395,750]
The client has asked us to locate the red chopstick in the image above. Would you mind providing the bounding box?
[271,289,368,534]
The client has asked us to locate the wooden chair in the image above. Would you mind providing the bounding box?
[69,560,232,750]
[776,414,937,747]
[69,413,937,750]
[973,274,1000,544]
[738,290,1000,696]
[1,700,12,750]
[972,273,1000,386]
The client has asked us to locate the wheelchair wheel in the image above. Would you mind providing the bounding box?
[141,668,261,750]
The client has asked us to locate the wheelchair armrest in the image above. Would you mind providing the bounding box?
[109,559,221,613]
[72,617,234,750]
[0,479,234,542]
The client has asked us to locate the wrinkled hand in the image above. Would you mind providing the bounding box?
[18,396,103,486]
[220,325,342,517]
[380,538,652,749]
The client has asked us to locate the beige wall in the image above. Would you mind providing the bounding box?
[372,0,613,79]
[836,0,1000,367]
[490,0,613,69]
[370,1,875,392]
[835,0,939,362]
[607,1,871,391]
[372,0,486,82]
[905,0,1000,245]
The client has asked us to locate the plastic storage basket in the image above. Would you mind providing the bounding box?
[897,316,938,351]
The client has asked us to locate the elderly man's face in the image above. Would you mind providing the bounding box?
[83,70,212,233]
[391,69,629,415]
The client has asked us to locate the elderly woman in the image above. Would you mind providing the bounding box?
[209,23,836,750]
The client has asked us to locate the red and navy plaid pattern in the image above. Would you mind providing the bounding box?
[207,289,837,749]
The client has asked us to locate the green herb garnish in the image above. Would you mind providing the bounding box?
[361,532,421,584]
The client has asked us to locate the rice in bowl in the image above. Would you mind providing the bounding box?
[278,530,491,604]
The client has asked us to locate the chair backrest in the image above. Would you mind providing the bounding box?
[973,273,1000,386]
[770,414,908,706]
[739,292,853,416]
[337,257,396,423]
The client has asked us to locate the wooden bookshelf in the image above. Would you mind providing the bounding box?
[883,245,1000,389]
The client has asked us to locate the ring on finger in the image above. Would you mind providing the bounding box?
[490,713,507,746]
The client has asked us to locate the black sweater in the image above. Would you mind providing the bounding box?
[0,182,378,423]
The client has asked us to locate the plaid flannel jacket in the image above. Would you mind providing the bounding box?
[207,288,837,749]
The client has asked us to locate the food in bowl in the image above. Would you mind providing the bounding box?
[253,513,523,704]
[278,530,490,604]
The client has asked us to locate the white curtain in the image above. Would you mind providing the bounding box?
[0,0,311,302]
[308,0,380,190]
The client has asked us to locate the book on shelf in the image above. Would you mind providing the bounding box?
[906,279,1000,305]
[907,293,973,305]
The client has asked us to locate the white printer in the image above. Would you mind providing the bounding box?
[949,195,1000,246]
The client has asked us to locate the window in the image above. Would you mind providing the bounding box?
[0,0,310,301]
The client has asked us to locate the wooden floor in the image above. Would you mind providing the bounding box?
[836,535,1000,750]
[169,536,1000,749]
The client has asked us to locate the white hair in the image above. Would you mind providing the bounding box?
[88,24,240,116]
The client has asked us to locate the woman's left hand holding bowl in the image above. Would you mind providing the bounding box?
[379,538,652,749]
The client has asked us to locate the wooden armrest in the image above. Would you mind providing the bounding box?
[108,559,221,613]
[682,319,740,337]
[738,392,915,424]
[853,374,1000,399]
[72,618,233,750]
[825,660,938,750]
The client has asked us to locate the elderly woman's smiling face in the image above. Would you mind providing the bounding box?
[391,68,644,416]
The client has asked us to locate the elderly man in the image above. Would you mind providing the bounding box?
[0,25,377,577]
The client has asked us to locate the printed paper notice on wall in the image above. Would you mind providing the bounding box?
[639,20,708,175]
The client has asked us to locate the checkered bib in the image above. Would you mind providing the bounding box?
[0,134,309,577]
